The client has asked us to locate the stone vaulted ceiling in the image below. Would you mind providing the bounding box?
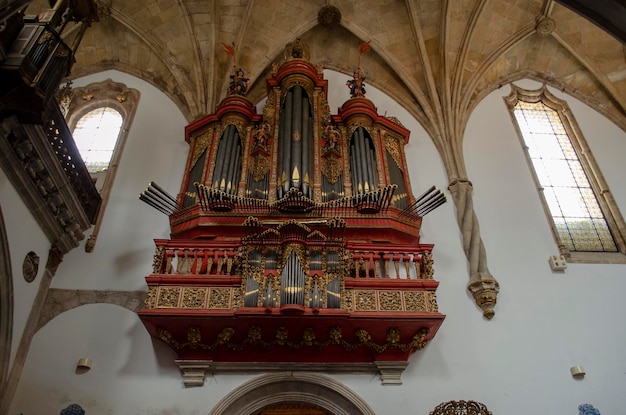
[28,0,626,176]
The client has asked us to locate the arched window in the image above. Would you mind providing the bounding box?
[506,85,626,262]
[64,79,140,252]
[73,106,123,175]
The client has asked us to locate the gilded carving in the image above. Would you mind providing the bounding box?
[191,129,212,168]
[347,122,372,140]
[354,290,376,311]
[217,327,235,344]
[247,325,262,343]
[280,79,315,106]
[209,288,231,309]
[145,286,158,308]
[383,135,402,169]
[430,400,493,415]
[321,153,342,184]
[263,92,276,123]
[156,325,429,354]
[427,292,439,312]
[157,287,181,308]
[221,120,246,143]
[421,250,434,279]
[386,327,400,344]
[404,291,427,312]
[182,287,207,308]
[188,326,201,346]
[152,246,164,273]
[249,153,271,182]
[379,291,402,311]
[276,326,288,346]
[411,328,429,350]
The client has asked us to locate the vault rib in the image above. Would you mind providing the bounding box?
[110,7,199,119]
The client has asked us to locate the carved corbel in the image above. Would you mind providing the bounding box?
[175,360,212,387]
[448,179,500,319]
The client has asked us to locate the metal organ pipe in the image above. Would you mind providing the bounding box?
[366,134,378,189]
[280,92,293,197]
[301,93,311,196]
[350,138,363,194]
[360,129,371,192]
[219,126,236,192]
[280,249,305,306]
[291,86,303,191]
[227,141,241,193]
[278,86,313,199]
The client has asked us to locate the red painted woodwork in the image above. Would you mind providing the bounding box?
[138,55,445,372]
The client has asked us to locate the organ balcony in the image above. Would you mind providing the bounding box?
[138,44,446,385]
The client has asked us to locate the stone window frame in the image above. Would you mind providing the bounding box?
[65,78,140,252]
[505,84,626,264]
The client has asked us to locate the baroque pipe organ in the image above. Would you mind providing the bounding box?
[139,45,445,385]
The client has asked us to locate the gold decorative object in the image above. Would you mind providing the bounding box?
[145,286,158,308]
[152,246,164,273]
[321,153,342,184]
[379,291,402,311]
[421,250,434,279]
[406,291,427,311]
[354,290,376,311]
[182,287,207,308]
[429,400,492,415]
[386,327,400,344]
[383,135,402,169]
[157,325,430,354]
[209,288,231,309]
[427,292,439,312]
[157,287,181,308]
[249,153,271,182]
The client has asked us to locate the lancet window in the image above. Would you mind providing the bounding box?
[506,85,626,260]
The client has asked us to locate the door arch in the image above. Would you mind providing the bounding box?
[209,372,376,415]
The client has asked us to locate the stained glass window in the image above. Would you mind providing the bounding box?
[512,99,617,252]
[72,107,123,173]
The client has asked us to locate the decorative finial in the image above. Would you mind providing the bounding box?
[285,38,310,61]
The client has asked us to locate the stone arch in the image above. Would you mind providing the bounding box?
[209,372,377,415]
[35,289,146,332]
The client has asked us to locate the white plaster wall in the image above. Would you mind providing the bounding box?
[10,72,626,415]
[0,168,50,373]
[51,70,189,291]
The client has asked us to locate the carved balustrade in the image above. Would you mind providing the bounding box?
[152,240,240,277]
[348,246,434,280]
